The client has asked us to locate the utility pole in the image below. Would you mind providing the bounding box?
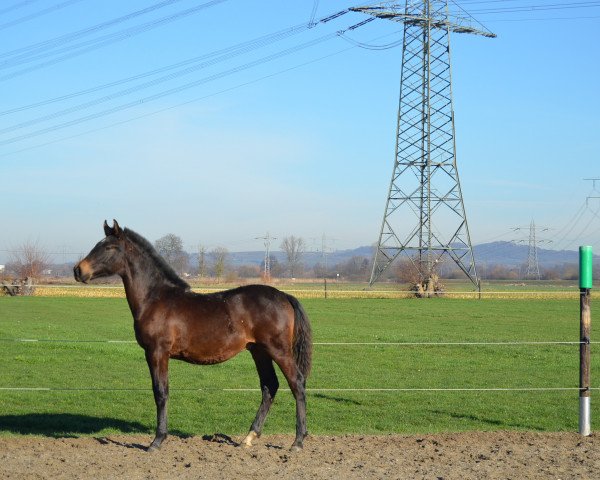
[319,233,337,274]
[351,1,495,289]
[256,232,276,281]
[320,233,336,298]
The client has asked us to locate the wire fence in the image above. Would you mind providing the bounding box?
[0,337,592,394]
[0,338,594,346]
[0,387,596,393]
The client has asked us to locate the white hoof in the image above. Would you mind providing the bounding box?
[242,431,258,448]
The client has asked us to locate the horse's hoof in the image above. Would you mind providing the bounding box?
[242,431,258,448]
[147,442,162,453]
[290,444,303,452]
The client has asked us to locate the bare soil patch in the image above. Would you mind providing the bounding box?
[0,432,597,479]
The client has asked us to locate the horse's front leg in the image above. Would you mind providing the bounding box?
[145,348,169,452]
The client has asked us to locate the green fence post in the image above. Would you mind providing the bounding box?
[579,246,592,436]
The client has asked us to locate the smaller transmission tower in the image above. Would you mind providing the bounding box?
[514,221,549,280]
[256,232,276,281]
[525,220,541,280]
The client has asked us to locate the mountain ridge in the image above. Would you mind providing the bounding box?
[222,242,596,268]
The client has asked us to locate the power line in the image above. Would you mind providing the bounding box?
[0,23,311,117]
[449,0,495,38]
[564,203,600,249]
[0,0,229,81]
[0,32,342,147]
[0,28,401,158]
[0,1,43,16]
[0,12,372,147]
[0,7,354,140]
[549,201,587,244]
[0,0,85,31]
[478,14,600,22]
[0,0,184,61]
[455,0,535,5]
[462,1,600,14]
[454,0,600,21]
[551,179,600,249]
[0,24,314,134]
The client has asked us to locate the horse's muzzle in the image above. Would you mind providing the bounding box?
[73,264,88,283]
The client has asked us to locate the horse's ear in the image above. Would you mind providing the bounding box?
[103,220,114,237]
[112,219,122,238]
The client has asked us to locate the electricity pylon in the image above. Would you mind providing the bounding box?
[525,220,541,280]
[351,1,495,288]
[512,221,550,280]
[256,232,276,281]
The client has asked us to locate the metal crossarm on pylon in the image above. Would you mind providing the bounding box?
[351,1,495,288]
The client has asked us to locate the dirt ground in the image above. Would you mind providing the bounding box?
[0,432,597,479]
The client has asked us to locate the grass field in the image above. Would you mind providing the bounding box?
[0,295,596,438]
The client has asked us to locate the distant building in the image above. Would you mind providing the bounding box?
[0,265,5,273]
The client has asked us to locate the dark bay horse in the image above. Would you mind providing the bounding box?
[74,220,312,452]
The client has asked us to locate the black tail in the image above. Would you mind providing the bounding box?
[287,294,313,379]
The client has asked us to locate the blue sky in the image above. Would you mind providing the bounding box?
[1,0,599,263]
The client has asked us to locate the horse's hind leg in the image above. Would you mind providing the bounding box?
[145,349,170,452]
[269,352,307,451]
[243,345,279,448]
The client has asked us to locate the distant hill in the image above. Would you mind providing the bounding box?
[226,246,374,268]
[473,241,596,267]
[219,242,596,269]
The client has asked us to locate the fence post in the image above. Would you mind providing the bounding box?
[579,246,593,436]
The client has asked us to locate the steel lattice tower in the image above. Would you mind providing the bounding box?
[351,1,495,288]
[525,220,541,280]
[256,232,276,281]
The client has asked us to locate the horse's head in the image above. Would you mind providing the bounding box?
[74,220,127,283]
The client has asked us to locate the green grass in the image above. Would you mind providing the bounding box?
[0,296,595,438]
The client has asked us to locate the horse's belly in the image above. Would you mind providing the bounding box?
[172,350,238,365]
[171,337,246,365]
[167,308,253,365]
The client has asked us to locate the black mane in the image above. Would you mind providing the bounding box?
[123,228,190,291]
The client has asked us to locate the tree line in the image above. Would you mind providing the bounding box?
[2,235,598,283]
[153,233,371,281]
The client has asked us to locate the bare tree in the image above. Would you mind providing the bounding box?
[198,245,207,278]
[154,234,188,275]
[393,255,444,297]
[280,236,305,277]
[9,240,50,280]
[335,256,370,281]
[237,264,261,278]
[211,247,229,279]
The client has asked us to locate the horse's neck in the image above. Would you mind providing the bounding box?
[121,258,170,320]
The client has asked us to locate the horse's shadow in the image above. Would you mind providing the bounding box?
[0,414,289,451]
[0,413,186,441]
